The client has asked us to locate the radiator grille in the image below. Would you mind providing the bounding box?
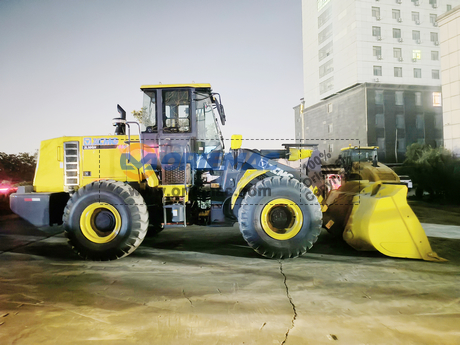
[162,164,191,185]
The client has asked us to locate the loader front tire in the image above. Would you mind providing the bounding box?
[63,180,149,260]
[238,176,322,259]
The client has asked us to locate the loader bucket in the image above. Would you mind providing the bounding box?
[343,182,446,262]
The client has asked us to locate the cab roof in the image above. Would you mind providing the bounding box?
[341,146,378,151]
[140,83,212,90]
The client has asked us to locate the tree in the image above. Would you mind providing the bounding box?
[0,151,37,183]
[403,143,460,201]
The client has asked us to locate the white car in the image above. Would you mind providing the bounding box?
[398,175,413,189]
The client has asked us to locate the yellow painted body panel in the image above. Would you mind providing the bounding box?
[343,182,445,262]
[34,137,65,192]
[288,148,313,161]
[230,134,243,150]
[34,135,159,193]
[231,169,269,209]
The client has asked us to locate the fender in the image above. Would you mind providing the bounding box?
[231,169,268,209]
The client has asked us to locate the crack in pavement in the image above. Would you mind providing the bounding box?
[279,260,297,345]
[182,289,193,307]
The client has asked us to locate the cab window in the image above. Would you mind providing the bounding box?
[139,91,157,133]
[163,90,191,133]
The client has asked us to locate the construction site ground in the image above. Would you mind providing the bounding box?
[0,200,459,345]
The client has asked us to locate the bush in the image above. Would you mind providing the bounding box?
[403,143,460,202]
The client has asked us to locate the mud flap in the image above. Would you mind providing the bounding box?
[343,182,446,262]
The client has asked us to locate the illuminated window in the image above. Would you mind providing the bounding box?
[433,92,442,106]
[413,50,421,59]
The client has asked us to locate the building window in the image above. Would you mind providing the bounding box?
[373,46,382,57]
[375,90,384,105]
[392,9,401,20]
[397,138,406,152]
[429,0,438,6]
[430,32,439,42]
[319,41,333,61]
[394,67,403,77]
[396,114,405,129]
[372,7,380,18]
[414,68,422,78]
[393,47,402,58]
[327,103,333,113]
[318,7,332,28]
[374,66,382,76]
[373,26,381,37]
[413,49,422,60]
[431,51,439,60]
[412,12,420,22]
[432,69,440,79]
[447,4,452,11]
[433,92,442,106]
[319,77,334,94]
[319,24,333,44]
[376,114,385,128]
[393,28,402,38]
[328,124,333,133]
[417,138,425,145]
[415,92,422,106]
[416,114,425,130]
[319,59,334,78]
[412,30,421,41]
[435,114,443,129]
[430,14,437,24]
[328,143,333,153]
[435,139,443,148]
[395,91,404,105]
[377,138,385,151]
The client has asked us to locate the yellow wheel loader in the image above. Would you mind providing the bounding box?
[9,84,443,262]
[322,146,445,262]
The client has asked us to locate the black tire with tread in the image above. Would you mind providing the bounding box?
[238,176,322,259]
[63,180,149,260]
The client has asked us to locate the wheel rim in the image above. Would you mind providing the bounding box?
[260,198,303,240]
[80,203,121,243]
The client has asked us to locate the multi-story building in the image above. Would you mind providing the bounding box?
[296,0,460,162]
[438,5,460,157]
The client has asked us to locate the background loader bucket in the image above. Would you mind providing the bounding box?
[343,182,446,262]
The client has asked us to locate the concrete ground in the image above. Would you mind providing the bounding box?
[0,214,459,345]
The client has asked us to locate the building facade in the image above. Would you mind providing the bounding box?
[297,0,459,162]
[438,5,460,157]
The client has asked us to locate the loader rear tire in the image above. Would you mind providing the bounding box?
[238,176,322,259]
[63,180,149,260]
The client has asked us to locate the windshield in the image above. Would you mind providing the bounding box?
[350,149,377,162]
[195,92,224,153]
